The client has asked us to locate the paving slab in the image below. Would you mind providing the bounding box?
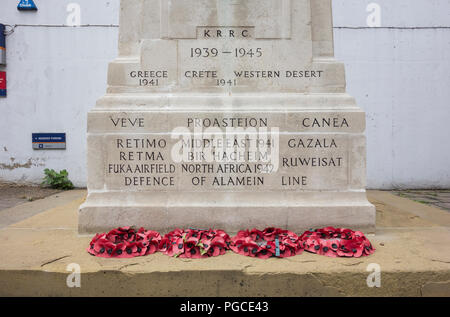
[0,189,86,229]
[0,184,62,212]
[393,190,450,212]
[0,190,449,296]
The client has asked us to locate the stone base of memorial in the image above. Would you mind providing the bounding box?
[79,94,375,234]
[79,0,375,234]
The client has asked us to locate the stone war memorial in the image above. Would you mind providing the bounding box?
[79,0,376,234]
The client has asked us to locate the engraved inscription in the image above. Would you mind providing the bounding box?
[198,27,254,39]
[103,115,351,191]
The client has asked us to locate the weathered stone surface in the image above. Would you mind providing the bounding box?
[2,190,450,296]
[80,0,375,233]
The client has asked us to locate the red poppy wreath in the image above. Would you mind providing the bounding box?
[159,228,231,258]
[230,228,303,259]
[87,226,162,258]
[299,227,375,258]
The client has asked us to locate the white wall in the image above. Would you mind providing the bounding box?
[0,0,119,187]
[0,0,449,189]
[333,0,450,189]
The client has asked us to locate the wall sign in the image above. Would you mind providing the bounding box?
[17,0,38,11]
[0,71,6,97]
[32,133,66,150]
[0,24,5,65]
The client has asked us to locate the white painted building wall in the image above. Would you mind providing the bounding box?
[0,0,449,189]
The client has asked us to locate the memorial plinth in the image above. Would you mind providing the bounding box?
[79,0,375,234]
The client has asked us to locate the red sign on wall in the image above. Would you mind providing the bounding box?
[0,71,6,97]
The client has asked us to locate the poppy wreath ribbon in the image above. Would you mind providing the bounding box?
[299,227,375,258]
[159,228,231,258]
[87,226,162,258]
[230,228,303,259]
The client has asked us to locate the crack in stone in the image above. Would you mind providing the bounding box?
[118,258,155,271]
[430,259,450,264]
[118,263,140,271]
[41,255,71,267]
[242,264,254,271]
[339,261,364,266]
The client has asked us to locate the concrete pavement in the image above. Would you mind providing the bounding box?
[0,190,449,296]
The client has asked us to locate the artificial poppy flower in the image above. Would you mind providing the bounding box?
[317,239,338,258]
[257,244,273,259]
[229,237,256,257]
[207,245,221,257]
[159,229,186,257]
[362,238,375,256]
[132,241,148,256]
[230,228,303,259]
[122,242,139,258]
[160,228,231,259]
[184,245,203,259]
[199,234,212,251]
[169,237,185,257]
[299,227,375,258]
[88,233,106,254]
[111,242,127,258]
[91,239,116,258]
[145,239,159,255]
[340,239,363,257]
[159,236,170,253]
[142,229,162,255]
[185,233,200,247]
[87,226,162,258]
[238,240,259,258]
[90,233,105,245]
[248,229,264,242]
[262,227,277,239]
[336,243,353,257]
